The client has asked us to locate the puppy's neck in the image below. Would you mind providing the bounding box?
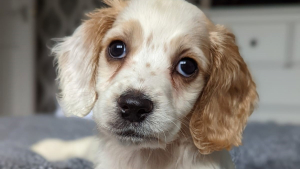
[95,130,233,169]
[96,134,195,169]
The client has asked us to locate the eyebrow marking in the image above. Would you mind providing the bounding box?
[171,47,192,69]
[105,20,145,82]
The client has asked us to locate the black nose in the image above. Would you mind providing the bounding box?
[117,91,153,123]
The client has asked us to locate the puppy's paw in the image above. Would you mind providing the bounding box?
[31,136,97,162]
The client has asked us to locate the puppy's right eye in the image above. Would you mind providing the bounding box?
[108,40,126,59]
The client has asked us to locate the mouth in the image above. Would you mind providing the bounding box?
[114,130,157,142]
[98,123,170,148]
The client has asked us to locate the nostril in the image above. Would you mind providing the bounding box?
[121,105,129,111]
[138,109,147,115]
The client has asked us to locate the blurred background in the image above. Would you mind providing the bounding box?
[0,0,300,168]
[1,0,299,123]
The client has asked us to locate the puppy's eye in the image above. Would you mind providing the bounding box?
[108,40,126,59]
[176,58,198,77]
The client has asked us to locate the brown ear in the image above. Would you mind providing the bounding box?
[52,0,127,117]
[189,24,258,154]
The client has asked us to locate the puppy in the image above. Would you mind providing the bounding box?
[52,0,258,168]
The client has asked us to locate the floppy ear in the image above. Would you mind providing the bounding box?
[52,0,126,117]
[190,24,258,154]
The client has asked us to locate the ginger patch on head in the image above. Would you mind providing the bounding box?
[102,19,144,81]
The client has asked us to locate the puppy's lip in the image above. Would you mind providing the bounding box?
[116,130,143,138]
[114,130,157,140]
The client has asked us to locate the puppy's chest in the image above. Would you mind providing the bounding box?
[95,157,223,169]
[95,145,229,169]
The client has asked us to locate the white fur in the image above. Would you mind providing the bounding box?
[94,0,209,149]
[94,135,234,169]
[52,25,97,117]
[32,136,234,169]
[52,0,236,168]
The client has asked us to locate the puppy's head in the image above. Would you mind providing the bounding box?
[53,0,258,154]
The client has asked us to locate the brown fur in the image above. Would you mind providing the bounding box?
[189,24,258,154]
[103,19,144,61]
[53,0,129,117]
[169,35,208,92]
[78,0,128,86]
[104,19,144,81]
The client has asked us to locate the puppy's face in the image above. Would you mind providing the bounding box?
[94,0,209,148]
[54,0,258,154]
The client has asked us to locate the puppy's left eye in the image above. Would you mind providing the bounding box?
[108,40,126,59]
[176,58,198,77]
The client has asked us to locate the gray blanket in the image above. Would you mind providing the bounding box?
[0,115,299,169]
[0,116,94,169]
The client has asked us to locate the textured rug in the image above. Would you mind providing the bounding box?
[0,116,95,169]
[0,115,299,169]
[231,122,300,169]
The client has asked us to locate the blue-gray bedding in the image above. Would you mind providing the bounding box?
[0,115,299,169]
[0,116,94,169]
